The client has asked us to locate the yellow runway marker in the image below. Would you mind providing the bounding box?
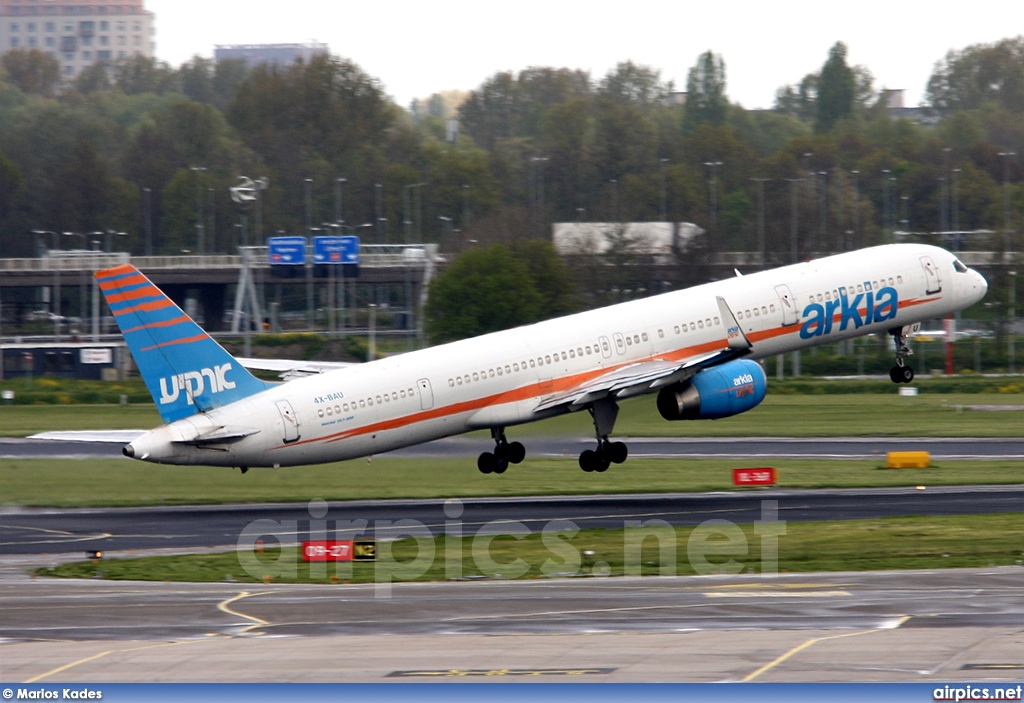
[742,615,911,682]
[217,590,274,635]
[24,640,201,683]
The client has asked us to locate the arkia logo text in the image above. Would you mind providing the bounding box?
[159,363,236,405]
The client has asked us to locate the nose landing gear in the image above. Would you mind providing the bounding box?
[889,326,915,383]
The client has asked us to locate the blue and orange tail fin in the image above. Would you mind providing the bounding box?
[96,264,274,423]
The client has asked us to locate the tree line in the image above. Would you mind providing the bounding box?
[0,38,1020,329]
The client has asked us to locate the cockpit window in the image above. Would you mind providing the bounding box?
[953,259,968,274]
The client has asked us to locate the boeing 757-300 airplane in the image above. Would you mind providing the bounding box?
[87,243,985,473]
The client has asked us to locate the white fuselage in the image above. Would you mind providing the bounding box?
[128,244,987,467]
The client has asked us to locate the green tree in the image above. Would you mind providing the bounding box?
[1,48,60,97]
[927,36,1024,113]
[683,51,728,133]
[424,244,544,344]
[816,42,856,133]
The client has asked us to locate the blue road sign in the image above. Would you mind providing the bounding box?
[267,236,307,265]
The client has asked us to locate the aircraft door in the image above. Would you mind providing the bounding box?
[417,378,434,410]
[613,333,627,355]
[774,284,799,326]
[920,256,942,294]
[275,399,300,443]
[599,335,613,359]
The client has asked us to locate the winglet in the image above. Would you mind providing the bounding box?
[716,296,752,351]
[96,264,274,423]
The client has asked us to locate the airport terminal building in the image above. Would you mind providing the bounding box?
[0,0,154,79]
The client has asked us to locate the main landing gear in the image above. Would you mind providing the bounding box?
[579,397,629,473]
[477,428,526,474]
[888,326,915,384]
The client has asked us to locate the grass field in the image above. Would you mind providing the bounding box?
[3,456,1024,507]
[39,513,1024,584]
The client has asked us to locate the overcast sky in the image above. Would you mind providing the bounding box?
[147,0,1021,109]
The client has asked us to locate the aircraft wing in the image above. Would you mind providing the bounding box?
[237,357,357,380]
[534,296,751,413]
[28,430,148,443]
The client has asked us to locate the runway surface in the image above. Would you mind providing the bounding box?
[2,485,1022,554]
[2,562,1023,682]
[2,437,1023,683]
[6,435,1024,460]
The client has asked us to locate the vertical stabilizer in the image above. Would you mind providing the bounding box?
[96,264,273,423]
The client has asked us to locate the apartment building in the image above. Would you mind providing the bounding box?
[0,0,154,78]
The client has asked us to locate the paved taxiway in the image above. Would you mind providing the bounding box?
[2,485,1022,554]
[6,435,1024,460]
[1,563,1022,682]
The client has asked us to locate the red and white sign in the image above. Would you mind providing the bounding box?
[302,540,354,562]
[733,468,776,486]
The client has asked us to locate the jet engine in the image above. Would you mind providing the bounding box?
[656,359,766,421]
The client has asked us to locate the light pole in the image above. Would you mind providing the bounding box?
[998,152,1016,252]
[659,158,668,222]
[751,177,768,269]
[703,161,722,236]
[304,178,314,236]
[143,187,153,256]
[530,157,548,236]
[335,177,347,226]
[850,170,859,249]
[403,182,427,243]
[190,166,207,254]
[881,169,892,242]
[784,178,803,263]
[32,230,60,339]
[952,168,961,249]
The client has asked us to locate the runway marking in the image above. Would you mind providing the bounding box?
[742,615,911,682]
[217,590,274,635]
[385,667,617,678]
[23,640,203,683]
[704,590,850,598]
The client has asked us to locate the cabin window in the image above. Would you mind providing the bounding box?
[674,325,680,334]
[401,390,407,398]
[713,317,720,325]
[505,365,511,374]
[770,304,776,312]
[690,322,696,331]
[335,405,341,414]
[545,355,551,364]
[641,333,648,342]
[530,359,536,368]
[376,395,382,404]
[359,400,366,408]
[343,403,349,412]
[577,348,583,357]
[472,372,479,382]
[513,363,519,372]
[569,349,576,358]
[497,366,503,376]
[392,392,398,401]
[753,308,759,316]
[888,277,894,286]
[602,340,610,352]
[558,351,564,361]
[658,329,664,338]
[463,376,469,385]
[489,369,495,378]
[856,284,863,293]
[825,291,831,301]
[698,320,704,329]
[897,275,903,284]
[318,409,324,418]
[626,336,633,345]
[453,378,460,386]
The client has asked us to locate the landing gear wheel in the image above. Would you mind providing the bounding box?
[900,366,914,383]
[506,441,526,464]
[889,366,902,383]
[579,449,597,472]
[493,454,509,474]
[606,441,628,464]
[477,452,495,474]
[593,450,611,473]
